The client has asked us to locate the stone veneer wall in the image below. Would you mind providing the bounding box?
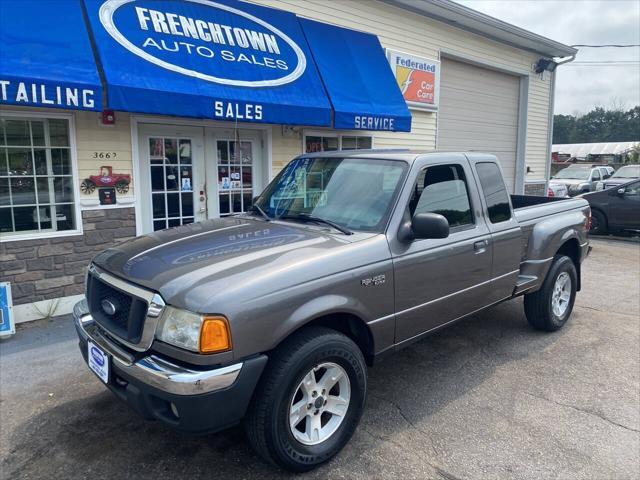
[0,208,136,306]
[524,182,547,196]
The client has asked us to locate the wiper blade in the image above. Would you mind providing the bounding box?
[279,214,353,235]
[248,204,271,222]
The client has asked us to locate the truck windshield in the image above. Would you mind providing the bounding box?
[254,157,407,233]
[612,165,640,178]
[553,167,591,180]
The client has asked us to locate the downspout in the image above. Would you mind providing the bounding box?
[545,54,576,193]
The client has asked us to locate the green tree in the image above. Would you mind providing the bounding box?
[553,106,640,144]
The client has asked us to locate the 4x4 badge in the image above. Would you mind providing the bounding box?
[361,275,385,287]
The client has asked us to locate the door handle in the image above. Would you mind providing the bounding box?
[474,240,488,254]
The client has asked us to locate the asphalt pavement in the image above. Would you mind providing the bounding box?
[1,238,638,479]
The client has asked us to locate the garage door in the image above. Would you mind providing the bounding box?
[438,58,520,191]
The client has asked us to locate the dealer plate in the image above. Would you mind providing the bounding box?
[88,341,110,384]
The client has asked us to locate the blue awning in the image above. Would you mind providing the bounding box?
[82,0,332,126]
[0,0,102,111]
[300,19,411,132]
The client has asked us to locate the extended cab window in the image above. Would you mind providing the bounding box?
[409,164,474,228]
[476,162,512,223]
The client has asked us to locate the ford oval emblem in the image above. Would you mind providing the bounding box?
[101,299,117,316]
[90,346,105,367]
[99,0,307,87]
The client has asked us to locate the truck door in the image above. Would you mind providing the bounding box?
[389,158,493,343]
[471,159,522,303]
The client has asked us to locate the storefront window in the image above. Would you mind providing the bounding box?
[341,136,373,150]
[304,134,373,153]
[0,117,76,236]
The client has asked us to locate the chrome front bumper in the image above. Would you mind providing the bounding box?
[73,300,242,396]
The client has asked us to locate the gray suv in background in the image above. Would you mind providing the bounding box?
[549,165,612,196]
[74,150,590,471]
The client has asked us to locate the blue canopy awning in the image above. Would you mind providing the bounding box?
[0,0,102,111]
[300,18,411,132]
[82,0,332,126]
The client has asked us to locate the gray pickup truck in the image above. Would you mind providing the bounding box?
[74,150,591,471]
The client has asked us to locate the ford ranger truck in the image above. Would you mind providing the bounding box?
[74,151,591,472]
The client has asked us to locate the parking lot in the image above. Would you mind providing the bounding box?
[1,237,638,480]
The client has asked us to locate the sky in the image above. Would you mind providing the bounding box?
[455,0,640,115]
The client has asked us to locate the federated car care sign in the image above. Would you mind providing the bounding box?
[386,50,440,111]
[98,0,306,88]
[85,0,332,125]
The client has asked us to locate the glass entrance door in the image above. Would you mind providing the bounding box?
[148,137,195,230]
[216,139,254,216]
[204,128,264,219]
[138,124,206,234]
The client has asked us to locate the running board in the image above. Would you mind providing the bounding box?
[513,275,538,295]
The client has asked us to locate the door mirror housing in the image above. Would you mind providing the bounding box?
[617,188,626,196]
[412,212,449,239]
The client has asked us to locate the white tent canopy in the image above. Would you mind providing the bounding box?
[552,141,639,158]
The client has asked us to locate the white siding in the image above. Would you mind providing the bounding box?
[251,0,552,182]
[74,111,134,199]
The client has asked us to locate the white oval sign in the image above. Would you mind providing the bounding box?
[98,0,307,87]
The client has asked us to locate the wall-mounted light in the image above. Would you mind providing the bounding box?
[101,109,116,125]
[534,58,558,74]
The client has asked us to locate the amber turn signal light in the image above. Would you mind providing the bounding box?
[199,316,232,354]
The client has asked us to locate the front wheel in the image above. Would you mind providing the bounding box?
[245,327,367,472]
[524,254,577,332]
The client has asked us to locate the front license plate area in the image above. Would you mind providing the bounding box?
[88,341,110,384]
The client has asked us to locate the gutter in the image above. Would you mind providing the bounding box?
[382,0,577,58]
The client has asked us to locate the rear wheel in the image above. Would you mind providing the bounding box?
[80,179,96,194]
[524,255,577,332]
[245,327,366,472]
[115,180,129,194]
[589,209,608,235]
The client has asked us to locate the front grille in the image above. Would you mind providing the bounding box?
[87,274,148,344]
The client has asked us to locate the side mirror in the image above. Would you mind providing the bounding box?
[412,212,449,239]
[617,188,625,196]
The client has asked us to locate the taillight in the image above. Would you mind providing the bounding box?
[547,187,554,197]
[585,209,592,232]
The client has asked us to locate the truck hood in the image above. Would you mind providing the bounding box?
[604,178,637,188]
[92,216,360,307]
[549,179,586,186]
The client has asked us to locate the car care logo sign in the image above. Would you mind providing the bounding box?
[386,50,440,111]
[99,0,306,87]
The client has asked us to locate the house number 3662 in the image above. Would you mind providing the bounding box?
[92,152,117,159]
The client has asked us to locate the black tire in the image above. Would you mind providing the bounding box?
[589,209,608,235]
[524,255,577,332]
[245,326,367,472]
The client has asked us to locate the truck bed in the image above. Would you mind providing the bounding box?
[511,194,588,224]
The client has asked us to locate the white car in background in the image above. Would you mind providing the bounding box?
[547,182,569,197]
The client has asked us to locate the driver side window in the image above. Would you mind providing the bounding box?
[409,164,474,228]
[624,182,640,197]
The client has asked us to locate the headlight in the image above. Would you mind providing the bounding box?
[156,306,231,354]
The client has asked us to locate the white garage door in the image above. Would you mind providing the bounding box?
[438,58,520,191]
